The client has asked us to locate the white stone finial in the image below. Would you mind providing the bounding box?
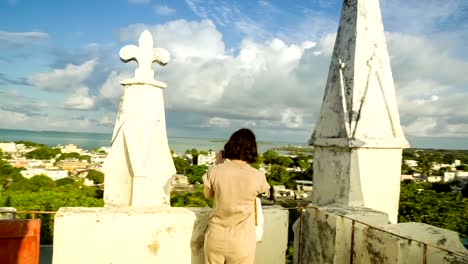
[119,30,170,88]
[103,30,176,207]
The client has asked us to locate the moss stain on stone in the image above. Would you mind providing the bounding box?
[147,240,160,256]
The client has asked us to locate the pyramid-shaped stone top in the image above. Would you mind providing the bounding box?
[310,0,409,149]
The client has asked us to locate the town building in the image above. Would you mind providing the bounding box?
[0,142,16,153]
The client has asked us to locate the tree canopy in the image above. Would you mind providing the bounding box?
[186,165,208,184]
[399,180,468,238]
[173,157,191,174]
[86,169,105,184]
[56,152,91,163]
[25,146,61,160]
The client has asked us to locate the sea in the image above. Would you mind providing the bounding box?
[0,129,308,154]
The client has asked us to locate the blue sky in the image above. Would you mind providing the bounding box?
[0,0,468,149]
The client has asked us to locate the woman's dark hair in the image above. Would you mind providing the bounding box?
[223,128,258,163]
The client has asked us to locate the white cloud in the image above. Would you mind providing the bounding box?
[99,71,129,101]
[381,0,468,34]
[0,108,107,133]
[281,108,304,129]
[64,86,96,110]
[128,0,150,4]
[0,30,48,46]
[155,5,176,16]
[185,0,209,19]
[79,118,91,128]
[387,32,468,138]
[116,20,327,133]
[8,0,466,144]
[184,0,271,40]
[204,117,231,128]
[99,115,112,125]
[114,16,468,140]
[0,109,29,124]
[28,59,96,91]
[117,20,225,59]
[38,101,49,108]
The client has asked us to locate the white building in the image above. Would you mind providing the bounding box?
[427,176,443,183]
[0,142,17,153]
[404,160,418,167]
[21,168,68,180]
[98,146,110,153]
[91,155,107,164]
[286,167,302,172]
[456,171,468,179]
[295,180,313,191]
[444,172,456,182]
[47,169,69,180]
[27,159,44,167]
[83,178,95,186]
[171,174,189,186]
[61,144,84,154]
[21,168,47,179]
[400,175,414,181]
[197,151,216,165]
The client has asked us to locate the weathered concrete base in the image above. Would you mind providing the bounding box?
[53,206,288,264]
[355,222,468,264]
[312,147,403,224]
[293,204,388,264]
[293,204,468,264]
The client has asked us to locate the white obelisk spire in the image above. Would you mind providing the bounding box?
[310,0,409,223]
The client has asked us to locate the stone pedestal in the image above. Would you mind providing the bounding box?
[293,204,388,264]
[293,205,468,264]
[313,147,403,223]
[354,222,468,264]
[53,206,288,264]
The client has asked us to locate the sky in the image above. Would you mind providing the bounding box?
[0,0,467,149]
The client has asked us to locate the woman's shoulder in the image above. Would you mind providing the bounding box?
[212,161,262,174]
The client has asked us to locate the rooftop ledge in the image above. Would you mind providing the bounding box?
[52,205,289,264]
[311,138,410,149]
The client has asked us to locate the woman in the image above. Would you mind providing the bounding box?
[203,128,270,264]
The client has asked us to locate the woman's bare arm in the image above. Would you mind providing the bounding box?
[204,185,214,199]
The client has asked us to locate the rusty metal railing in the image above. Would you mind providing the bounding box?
[16,211,57,219]
[302,205,468,264]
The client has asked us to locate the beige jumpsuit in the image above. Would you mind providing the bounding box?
[202,162,270,264]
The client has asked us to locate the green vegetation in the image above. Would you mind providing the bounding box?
[173,156,191,174]
[25,146,61,160]
[272,145,315,155]
[170,185,213,207]
[8,175,56,192]
[186,165,208,184]
[403,148,468,171]
[14,141,46,147]
[56,152,91,163]
[2,141,467,254]
[268,165,292,187]
[0,159,23,183]
[263,150,313,190]
[87,169,105,184]
[399,180,468,238]
[185,148,200,164]
[55,177,75,186]
[0,163,103,243]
